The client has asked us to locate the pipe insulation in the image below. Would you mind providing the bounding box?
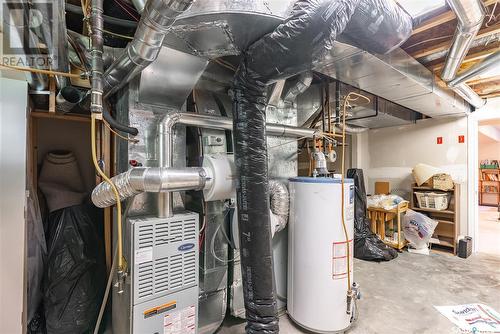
[102,0,195,98]
[92,167,208,208]
[232,1,360,332]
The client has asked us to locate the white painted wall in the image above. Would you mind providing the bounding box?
[479,133,500,161]
[354,117,469,234]
[0,77,28,334]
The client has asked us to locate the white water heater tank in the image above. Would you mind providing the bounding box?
[288,177,355,333]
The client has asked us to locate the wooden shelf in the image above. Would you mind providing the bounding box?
[437,219,454,225]
[411,207,454,215]
[31,111,91,123]
[412,186,454,192]
[430,238,454,248]
[480,167,500,206]
[411,183,459,255]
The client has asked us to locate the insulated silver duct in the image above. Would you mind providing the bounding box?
[103,0,195,98]
[441,0,485,82]
[269,180,289,235]
[90,0,104,114]
[283,71,314,104]
[131,0,146,13]
[92,167,208,208]
[158,112,319,218]
[449,50,500,87]
[453,83,487,108]
[440,0,486,108]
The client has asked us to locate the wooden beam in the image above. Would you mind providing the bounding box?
[481,91,500,99]
[411,0,498,35]
[472,80,500,95]
[31,111,91,123]
[427,44,500,71]
[411,24,500,59]
[468,75,500,85]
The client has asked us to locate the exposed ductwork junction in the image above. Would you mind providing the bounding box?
[103,0,195,98]
[92,166,209,208]
[440,0,487,108]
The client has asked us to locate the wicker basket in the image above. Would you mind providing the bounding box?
[415,192,451,211]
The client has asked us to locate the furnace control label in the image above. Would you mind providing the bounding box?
[163,305,196,334]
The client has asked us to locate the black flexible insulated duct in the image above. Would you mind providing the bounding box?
[232,1,359,332]
[232,0,412,332]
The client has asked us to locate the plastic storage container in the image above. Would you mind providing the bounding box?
[415,192,451,211]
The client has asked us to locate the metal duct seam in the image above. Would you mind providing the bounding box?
[103,0,195,98]
[269,180,289,235]
[91,167,208,208]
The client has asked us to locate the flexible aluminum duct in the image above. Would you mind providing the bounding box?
[92,167,208,208]
[269,180,289,235]
[103,0,195,98]
[232,1,360,332]
[441,0,485,82]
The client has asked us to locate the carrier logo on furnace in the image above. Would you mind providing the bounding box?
[178,243,195,252]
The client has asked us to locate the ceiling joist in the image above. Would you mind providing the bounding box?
[426,43,500,71]
[411,0,498,35]
[410,23,500,59]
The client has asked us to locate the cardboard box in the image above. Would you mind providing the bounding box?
[375,181,390,195]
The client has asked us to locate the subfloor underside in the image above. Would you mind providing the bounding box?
[218,252,500,334]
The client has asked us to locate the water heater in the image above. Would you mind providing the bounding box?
[288,177,355,333]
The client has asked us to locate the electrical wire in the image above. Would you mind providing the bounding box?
[486,1,500,27]
[340,92,370,296]
[91,113,125,271]
[103,29,134,40]
[210,209,238,264]
[112,0,140,21]
[0,63,82,78]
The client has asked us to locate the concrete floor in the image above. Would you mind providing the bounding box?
[479,206,500,256]
[217,251,500,334]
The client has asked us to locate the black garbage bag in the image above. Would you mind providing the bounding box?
[347,169,398,261]
[43,201,106,334]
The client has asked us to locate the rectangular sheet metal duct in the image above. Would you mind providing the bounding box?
[315,40,472,118]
